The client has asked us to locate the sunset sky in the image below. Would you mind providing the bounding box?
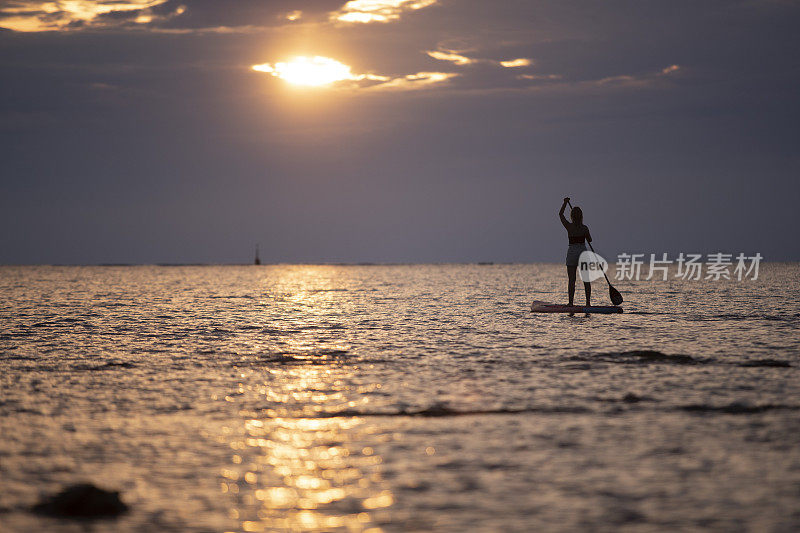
[2,0,799,264]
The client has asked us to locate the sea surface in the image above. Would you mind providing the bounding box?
[1,264,799,532]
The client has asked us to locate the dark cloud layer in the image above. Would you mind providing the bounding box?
[1,0,799,263]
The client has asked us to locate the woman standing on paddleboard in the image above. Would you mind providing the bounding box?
[559,197,592,306]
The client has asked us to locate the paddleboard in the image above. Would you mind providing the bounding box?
[530,300,623,314]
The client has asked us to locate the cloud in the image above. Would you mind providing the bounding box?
[426,51,473,65]
[250,46,675,96]
[332,0,438,24]
[367,71,458,91]
[587,64,681,89]
[455,64,682,96]
[500,58,532,68]
[88,82,118,90]
[285,10,303,22]
[517,74,561,81]
[427,48,534,70]
[0,0,182,32]
[0,1,343,33]
[0,0,688,97]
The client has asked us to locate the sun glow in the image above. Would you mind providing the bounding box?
[252,56,360,87]
[252,56,455,91]
[252,56,393,88]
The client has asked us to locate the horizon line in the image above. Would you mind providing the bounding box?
[0,260,793,267]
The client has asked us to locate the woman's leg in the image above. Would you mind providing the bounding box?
[567,266,577,306]
[583,281,591,306]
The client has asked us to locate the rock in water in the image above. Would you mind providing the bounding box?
[32,483,128,518]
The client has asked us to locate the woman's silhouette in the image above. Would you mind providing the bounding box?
[559,197,592,306]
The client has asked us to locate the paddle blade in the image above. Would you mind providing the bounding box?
[609,284,624,306]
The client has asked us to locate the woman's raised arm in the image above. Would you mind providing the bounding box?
[559,197,570,227]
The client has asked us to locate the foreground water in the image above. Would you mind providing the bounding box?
[1,264,799,532]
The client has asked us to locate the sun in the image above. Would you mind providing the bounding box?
[252,56,358,87]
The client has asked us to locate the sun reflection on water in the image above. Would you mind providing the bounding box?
[219,363,393,531]
[213,266,396,530]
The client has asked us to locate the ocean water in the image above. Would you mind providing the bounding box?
[1,264,799,532]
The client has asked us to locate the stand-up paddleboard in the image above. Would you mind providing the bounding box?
[530,300,623,314]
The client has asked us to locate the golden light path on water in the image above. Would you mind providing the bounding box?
[216,266,394,531]
[219,368,394,531]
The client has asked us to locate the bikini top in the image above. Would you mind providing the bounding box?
[565,223,591,245]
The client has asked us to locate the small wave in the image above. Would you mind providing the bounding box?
[70,361,137,371]
[258,328,294,335]
[687,313,797,322]
[575,350,704,365]
[738,359,792,368]
[679,403,799,414]
[101,361,136,369]
[598,392,652,403]
[30,318,94,328]
[309,288,349,293]
[0,353,38,361]
[153,404,194,413]
[300,324,346,331]
[1,332,30,340]
[240,349,353,366]
[275,405,592,418]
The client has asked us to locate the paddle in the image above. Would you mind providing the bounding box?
[567,200,623,306]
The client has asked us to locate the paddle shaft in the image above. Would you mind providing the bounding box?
[585,234,614,287]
